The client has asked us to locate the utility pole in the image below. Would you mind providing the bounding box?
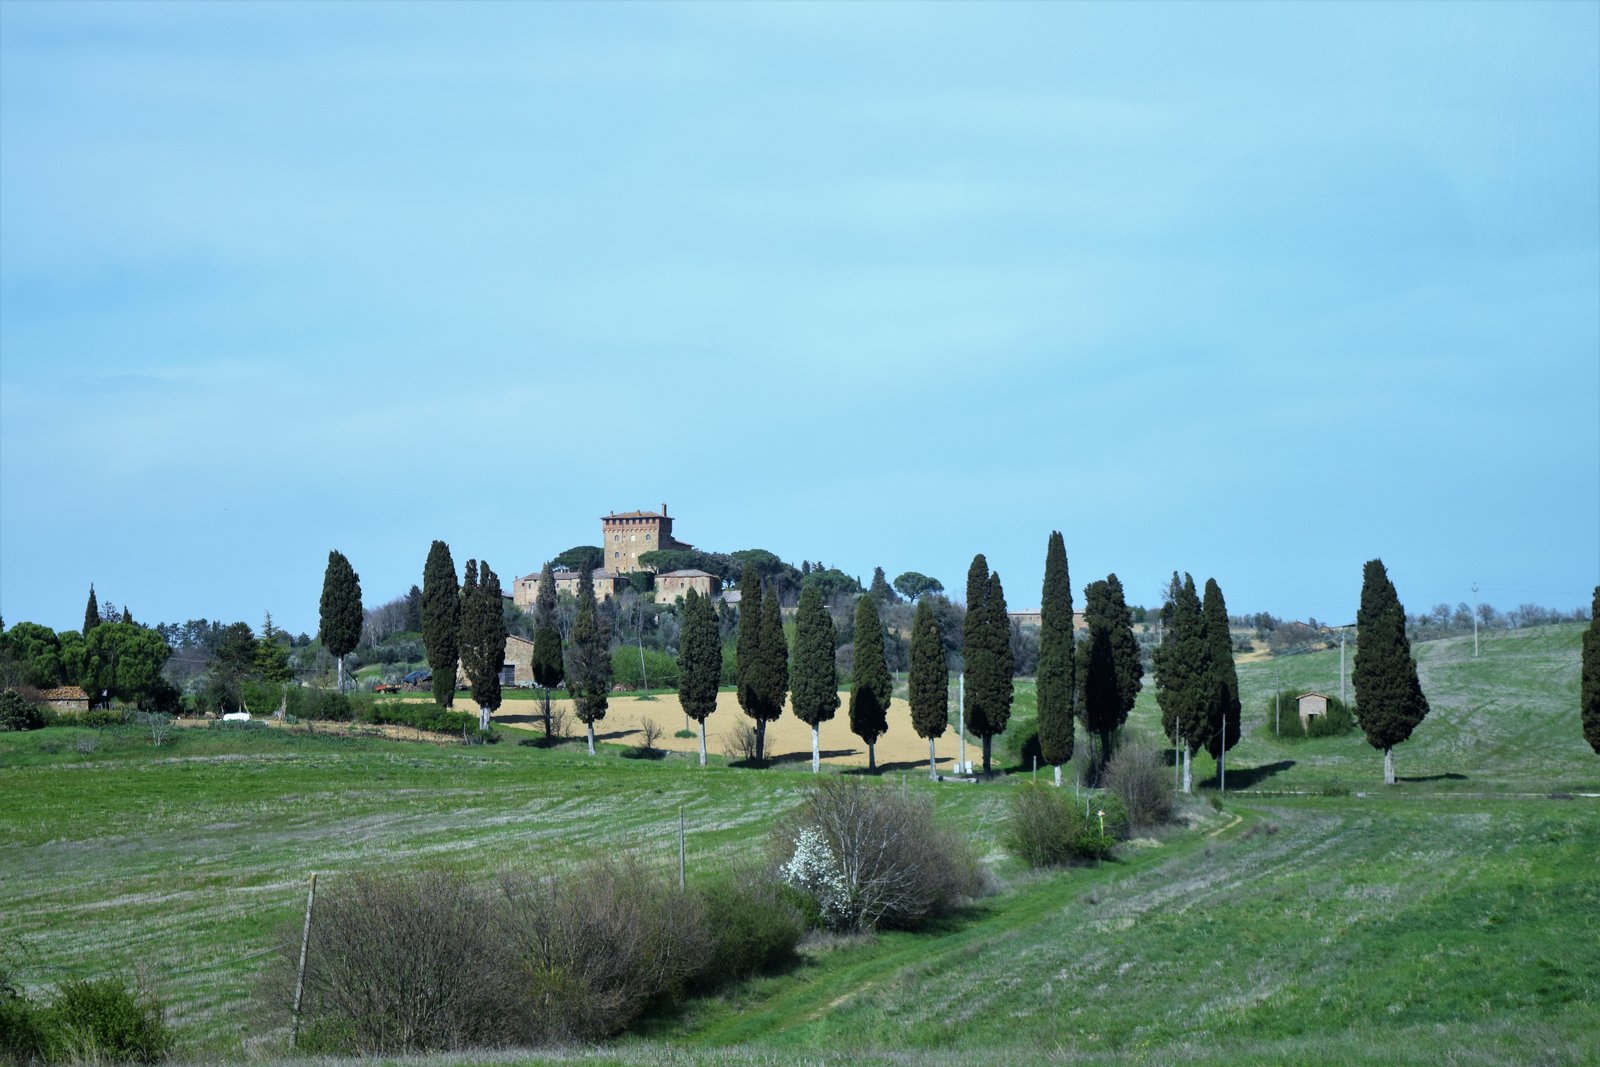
[291,873,318,1048]
[1472,582,1480,657]
[1274,662,1282,736]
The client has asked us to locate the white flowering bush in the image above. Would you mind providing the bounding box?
[775,779,987,931]
[779,826,853,929]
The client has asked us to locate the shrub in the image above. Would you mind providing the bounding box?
[43,976,173,1064]
[496,856,712,1042]
[307,690,353,722]
[0,689,47,732]
[0,992,45,1065]
[367,702,486,738]
[1005,783,1116,867]
[776,778,986,931]
[693,866,804,985]
[1101,738,1176,827]
[287,869,514,1055]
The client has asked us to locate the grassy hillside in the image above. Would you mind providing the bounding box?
[1,621,1594,1064]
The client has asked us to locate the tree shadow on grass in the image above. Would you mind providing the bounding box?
[1202,759,1297,789]
[620,747,668,761]
[1397,772,1468,783]
[767,749,858,766]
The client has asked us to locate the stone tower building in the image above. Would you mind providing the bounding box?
[602,503,692,573]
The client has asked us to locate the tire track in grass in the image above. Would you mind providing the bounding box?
[683,806,1253,1048]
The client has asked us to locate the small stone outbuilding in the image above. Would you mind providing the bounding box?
[1297,692,1330,729]
[38,686,90,713]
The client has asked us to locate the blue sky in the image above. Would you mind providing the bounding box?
[2,1,1596,636]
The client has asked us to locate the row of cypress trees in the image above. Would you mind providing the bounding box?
[1153,572,1242,793]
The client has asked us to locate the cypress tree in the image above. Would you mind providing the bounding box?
[83,585,99,637]
[1200,578,1241,788]
[752,580,790,762]
[1582,586,1600,755]
[530,562,563,739]
[1036,531,1075,777]
[965,554,989,618]
[568,566,612,755]
[908,597,948,780]
[120,606,133,625]
[421,541,460,708]
[459,559,506,731]
[850,592,892,771]
[1077,572,1144,780]
[961,554,990,769]
[677,588,721,765]
[1353,559,1430,785]
[1081,579,1120,780]
[1153,572,1207,792]
[869,566,898,603]
[404,585,423,633]
[977,571,1014,774]
[1105,575,1144,732]
[791,583,840,772]
[735,564,762,712]
[318,549,362,693]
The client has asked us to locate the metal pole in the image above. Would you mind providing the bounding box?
[291,873,317,1048]
[677,808,686,892]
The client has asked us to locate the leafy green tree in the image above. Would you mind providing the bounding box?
[83,585,99,636]
[567,565,612,754]
[1154,573,1208,792]
[791,583,840,772]
[421,541,461,708]
[1078,574,1142,779]
[908,598,949,780]
[869,567,899,603]
[1583,586,1600,755]
[56,629,88,689]
[207,622,258,710]
[892,571,944,603]
[1036,531,1075,776]
[550,546,604,573]
[530,562,563,739]
[459,560,507,731]
[1,622,63,688]
[318,550,363,692]
[82,622,171,708]
[1200,578,1242,786]
[801,568,861,602]
[676,588,722,765]
[850,592,892,771]
[1352,558,1430,785]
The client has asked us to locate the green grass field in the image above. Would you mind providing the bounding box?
[1,624,1594,1065]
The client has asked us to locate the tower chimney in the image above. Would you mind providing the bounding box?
[661,502,668,516]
